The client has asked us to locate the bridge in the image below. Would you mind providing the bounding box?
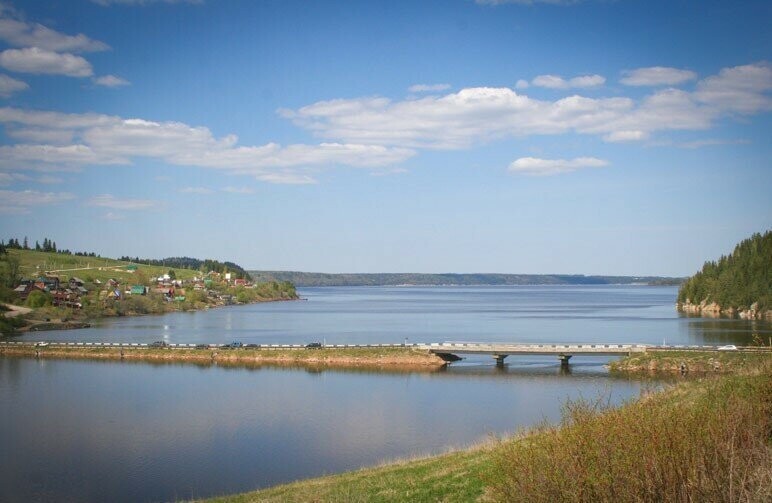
[415,342,649,366]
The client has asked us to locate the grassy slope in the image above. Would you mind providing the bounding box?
[205,447,492,503]
[199,357,771,503]
[10,249,200,284]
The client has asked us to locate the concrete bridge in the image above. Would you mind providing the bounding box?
[416,342,650,366]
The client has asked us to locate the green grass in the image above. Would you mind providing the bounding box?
[9,249,200,285]
[204,447,492,503]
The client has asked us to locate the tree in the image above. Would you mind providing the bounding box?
[168,269,176,280]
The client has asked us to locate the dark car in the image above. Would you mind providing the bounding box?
[150,341,169,348]
[305,342,323,349]
[245,343,261,348]
[195,344,210,350]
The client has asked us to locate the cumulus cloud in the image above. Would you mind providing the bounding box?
[531,74,605,89]
[408,83,451,93]
[508,156,608,176]
[0,189,75,213]
[94,75,130,87]
[0,73,26,97]
[0,47,93,77]
[0,106,415,182]
[0,18,108,53]
[0,172,62,185]
[620,66,697,86]
[694,62,772,114]
[282,63,771,148]
[86,194,159,210]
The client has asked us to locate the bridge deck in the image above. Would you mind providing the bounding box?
[417,342,648,357]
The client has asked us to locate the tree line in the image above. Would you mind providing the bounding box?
[118,256,252,281]
[1,237,99,257]
[677,230,771,311]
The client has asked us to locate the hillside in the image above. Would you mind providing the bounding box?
[249,271,683,287]
[677,230,772,319]
[6,249,201,286]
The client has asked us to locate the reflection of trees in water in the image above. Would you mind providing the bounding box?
[686,317,772,345]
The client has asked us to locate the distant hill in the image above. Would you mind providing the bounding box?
[248,271,684,287]
[677,230,771,318]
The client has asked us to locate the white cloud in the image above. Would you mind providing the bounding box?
[602,130,648,142]
[86,194,159,210]
[0,47,93,77]
[515,79,529,89]
[508,156,608,176]
[531,74,605,89]
[408,83,451,93]
[0,107,415,182]
[0,73,27,97]
[0,189,74,214]
[0,17,109,53]
[694,62,772,114]
[94,75,130,87]
[179,186,213,194]
[282,63,771,148]
[0,172,62,185]
[620,67,697,86]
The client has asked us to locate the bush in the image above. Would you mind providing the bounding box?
[26,290,52,308]
[487,371,772,502]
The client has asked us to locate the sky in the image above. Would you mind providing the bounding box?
[0,0,770,276]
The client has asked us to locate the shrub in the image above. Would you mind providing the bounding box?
[26,290,52,308]
[487,370,772,502]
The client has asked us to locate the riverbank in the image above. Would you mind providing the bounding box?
[199,359,771,503]
[609,349,772,374]
[0,344,448,369]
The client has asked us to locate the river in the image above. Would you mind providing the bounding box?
[2,286,769,502]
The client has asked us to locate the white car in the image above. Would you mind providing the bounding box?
[717,345,738,351]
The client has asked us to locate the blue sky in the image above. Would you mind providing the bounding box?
[0,0,770,276]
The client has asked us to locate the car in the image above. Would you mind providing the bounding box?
[195,344,210,350]
[305,342,323,349]
[150,341,169,348]
[225,341,243,349]
[34,342,49,347]
[245,343,261,348]
[717,344,738,351]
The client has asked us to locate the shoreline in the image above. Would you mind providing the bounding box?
[3,296,300,335]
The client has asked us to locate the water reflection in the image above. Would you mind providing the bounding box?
[0,356,653,503]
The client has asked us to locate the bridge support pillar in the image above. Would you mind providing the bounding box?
[558,354,572,367]
[493,354,507,366]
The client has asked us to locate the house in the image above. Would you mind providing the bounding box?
[233,278,248,287]
[153,287,175,300]
[69,277,85,288]
[13,283,43,301]
[129,285,147,295]
[34,276,60,292]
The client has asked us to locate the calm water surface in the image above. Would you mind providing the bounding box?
[16,285,771,346]
[2,286,769,502]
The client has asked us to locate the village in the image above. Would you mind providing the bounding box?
[12,266,256,310]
